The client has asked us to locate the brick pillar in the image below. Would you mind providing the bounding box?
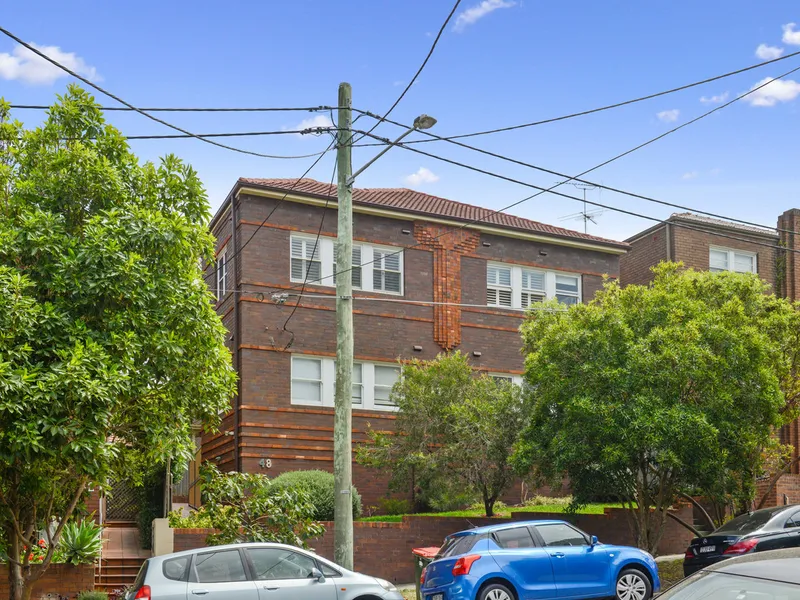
[778,209,800,474]
[414,223,480,350]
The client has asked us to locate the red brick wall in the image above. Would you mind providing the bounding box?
[174,505,692,584]
[619,226,668,286]
[0,564,94,598]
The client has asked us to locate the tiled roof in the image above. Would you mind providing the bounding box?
[237,178,629,249]
[670,212,778,238]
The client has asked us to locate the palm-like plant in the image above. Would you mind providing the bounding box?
[60,519,103,565]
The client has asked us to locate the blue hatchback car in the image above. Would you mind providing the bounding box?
[420,520,659,600]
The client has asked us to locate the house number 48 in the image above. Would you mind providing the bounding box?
[259,458,272,469]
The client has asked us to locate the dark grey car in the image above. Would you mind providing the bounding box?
[125,542,403,600]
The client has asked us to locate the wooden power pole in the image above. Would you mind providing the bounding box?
[333,81,354,569]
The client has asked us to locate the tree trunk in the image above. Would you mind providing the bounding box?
[482,489,496,518]
[7,562,32,600]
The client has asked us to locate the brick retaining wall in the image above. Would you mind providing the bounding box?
[174,505,693,583]
[0,564,94,599]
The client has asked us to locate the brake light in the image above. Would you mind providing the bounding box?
[452,554,481,577]
[684,547,694,559]
[134,585,151,599]
[723,539,758,555]
[420,566,426,586]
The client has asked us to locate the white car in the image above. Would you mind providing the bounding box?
[125,542,404,600]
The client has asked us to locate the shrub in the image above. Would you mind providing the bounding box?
[378,497,412,515]
[60,519,103,565]
[168,508,214,529]
[77,592,108,600]
[524,495,573,507]
[468,500,507,515]
[270,470,362,521]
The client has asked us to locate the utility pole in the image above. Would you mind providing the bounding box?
[333,81,354,570]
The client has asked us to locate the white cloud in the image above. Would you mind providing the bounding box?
[454,0,516,32]
[756,43,784,60]
[700,92,729,104]
[681,171,699,180]
[656,109,680,123]
[392,80,404,87]
[745,77,800,107]
[783,23,800,45]
[290,114,334,137]
[404,167,439,186]
[0,42,100,85]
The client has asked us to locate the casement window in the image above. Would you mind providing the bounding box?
[289,235,402,294]
[290,237,322,283]
[487,265,513,307]
[709,247,757,274]
[216,251,228,299]
[291,356,400,411]
[487,262,582,309]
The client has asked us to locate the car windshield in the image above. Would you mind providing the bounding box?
[713,507,786,535]
[437,534,482,558]
[659,571,800,599]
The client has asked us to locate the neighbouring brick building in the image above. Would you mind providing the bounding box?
[621,209,800,501]
[201,178,629,506]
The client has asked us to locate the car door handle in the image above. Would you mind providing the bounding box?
[262,586,280,591]
[191,590,209,596]
[550,552,566,558]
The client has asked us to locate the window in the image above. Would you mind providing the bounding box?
[289,237,401,293]
[494,527,537,549]
[291,237,322,283]
[785,511,800,529]
[373,249,402,293]
[487,265,513,307]
[292,358,322,405]
[193,550,247,583]
[487,263,582,309]
[374,365,400,406]
[216,251,228,299]
[246,548,317,581]
[320,563,341,578]
[333,245,363,289]
[709,247,757,274]
[555,275,580,306]
[163,556,190,581]
[291,357,400,411]
[536,523,589,547]
[521,270,546,308]
[437,533,487,558]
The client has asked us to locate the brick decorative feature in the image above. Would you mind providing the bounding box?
[173,505,692,584]
[414,222,480,349]
[0,564,95,598]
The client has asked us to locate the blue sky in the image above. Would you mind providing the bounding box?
[3,0,800,241]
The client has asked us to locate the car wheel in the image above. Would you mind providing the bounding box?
[479,582,515,600]
[615,568,652,600]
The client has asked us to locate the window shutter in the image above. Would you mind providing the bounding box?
[498,288,512,307]
[352,246,362,288]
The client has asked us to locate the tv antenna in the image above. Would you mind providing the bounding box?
[558,181,602,233]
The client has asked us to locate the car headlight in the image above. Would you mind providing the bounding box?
[375,577,397,592]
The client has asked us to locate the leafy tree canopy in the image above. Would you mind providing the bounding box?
[0,87,236,599]
[514,263,798,553]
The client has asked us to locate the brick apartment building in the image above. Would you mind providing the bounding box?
[621,208,800,502]
[201,178,629,506]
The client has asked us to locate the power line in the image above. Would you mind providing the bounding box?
[357,48,800,145]
[0,26,319,161]
[8,104,338,113]
[353,0,462,144]
[353,58,800,237]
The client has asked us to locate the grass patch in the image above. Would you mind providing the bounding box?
[657,558,685,590]
[358,503,622,522]
[358,514,404,523]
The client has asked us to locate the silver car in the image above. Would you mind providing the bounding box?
[124,542,404,600]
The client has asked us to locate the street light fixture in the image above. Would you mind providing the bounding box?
[346,113,437,185]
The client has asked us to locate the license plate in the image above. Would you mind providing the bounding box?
[429,594,444,600]
[699,545,716,553]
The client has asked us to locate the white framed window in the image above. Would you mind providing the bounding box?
[487,262,582,309]
[487,265,513,307]
[289,236,401,294]
[291,356,400,411]
[489,373,524,386]
[709,247,757,274]
[290,237,322,283]
[291,357,323,405]
[216,251,228,299]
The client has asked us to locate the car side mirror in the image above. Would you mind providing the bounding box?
[591,535,598,546]
[311,567,325,582]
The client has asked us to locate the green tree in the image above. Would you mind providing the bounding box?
[198,464,324,547]
[357,352,526,517]
[0,88,236,600]
[514,263,796,553]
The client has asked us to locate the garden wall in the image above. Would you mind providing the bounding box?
[0,563,94,598]
[173,505,693,584]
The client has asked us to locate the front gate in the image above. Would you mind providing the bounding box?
[105,479,140,522]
